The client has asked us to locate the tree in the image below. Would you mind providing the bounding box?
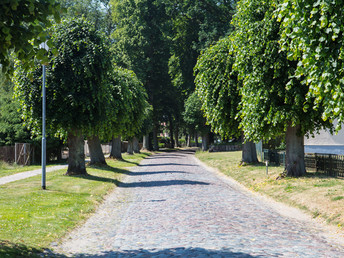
[183,92,210,151]
[194,36,257,163]
[277,0,344,130]
[166,1,236,148]
[107,67,149,159]
[14,18,112,175]
[110,0,172,150]
[0,72,30,145]
[58,0,114,35]
[232,0,331,176]
[0,0,61,74]
[167,0,235,95]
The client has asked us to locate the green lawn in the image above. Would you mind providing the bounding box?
[0,152,151,257]
[196,151,344,230]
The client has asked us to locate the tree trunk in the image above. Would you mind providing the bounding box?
[201,133,209,151]
[169,118,175,149]
[127,139,134,155]
[110,135,122,159]
[153,125,159,151]
[142,134,149,150]
[186,133,191,147]
[195,133,199,147]
[242,140,258,164]
[66,130,87,175]
[285,124,305,177]
[133,137,140,153]
[174,127,179,148]
[87,136,106,165]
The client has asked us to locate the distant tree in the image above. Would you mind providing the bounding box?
[194,36,257,163]
[110,0,172,150]
[0,0,61,74]
[183,92,210,151]
[14,18,112,175]
[58,0,114,35]
[107,68,149,159]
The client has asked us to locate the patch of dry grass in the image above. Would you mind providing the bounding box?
[196,151,344,229]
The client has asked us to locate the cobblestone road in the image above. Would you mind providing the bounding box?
[55,150,344,257]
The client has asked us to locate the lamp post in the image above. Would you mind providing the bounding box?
[40,42,49,190]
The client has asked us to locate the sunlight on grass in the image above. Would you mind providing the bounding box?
[0,152,151,256]
[196,151,344,230]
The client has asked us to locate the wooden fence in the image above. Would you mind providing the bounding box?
[0,146,15,163]
[0,143,32,165]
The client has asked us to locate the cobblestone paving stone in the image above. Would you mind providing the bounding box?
[54,151,344,257]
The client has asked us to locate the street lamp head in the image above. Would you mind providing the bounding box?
[40,42,49,51]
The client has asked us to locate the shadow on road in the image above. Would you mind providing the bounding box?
[42,247,260,257]
[139,163,197,167]
[118,179,210,188]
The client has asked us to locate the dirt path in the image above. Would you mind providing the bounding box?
[54,150,344,257]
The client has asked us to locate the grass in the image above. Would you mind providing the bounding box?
[0,152,151,257]
[196,150,344,230]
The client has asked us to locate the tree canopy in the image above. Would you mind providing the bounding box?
[0,0,62,74]
[194,36,240,138]
[278,0,344,129]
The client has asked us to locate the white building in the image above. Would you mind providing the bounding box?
[305,124,344,155]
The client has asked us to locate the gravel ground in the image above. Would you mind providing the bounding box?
[52,150,344,257]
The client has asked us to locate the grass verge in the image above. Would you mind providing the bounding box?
[0,152,151,257]
[196,151,344,230]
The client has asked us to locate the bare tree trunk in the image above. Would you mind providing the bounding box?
[169,118,175,149]
[202,133,209,151]
[153,125,159,151]
[285,124,305,177]
[242,140,258,164]
[133,137,140,153]
[186,134,191,147]
[142,134,149,150]
[174,127,179,147]
[66,130,86,175]
[87,136,106,165]
[127,139,134,155]
[110,135,122,159]
[195,132,199,147]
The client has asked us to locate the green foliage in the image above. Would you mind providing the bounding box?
[183,92,208,133]
[0,0,62,74]
[167,0,235,95]
[107,67,149,138]
[59,0,114,35]
[277,0,344,129]
[194,36,240,138]
[13,18,112,138]
[110,0,172,125]
[232,0,331,141]
[0,72,30,145]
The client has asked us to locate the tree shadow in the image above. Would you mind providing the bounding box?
[139,163,197,167]
[88,164,131,175]
[0,240,43,258]
[118,179,210,188]
[44,247,262,257]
